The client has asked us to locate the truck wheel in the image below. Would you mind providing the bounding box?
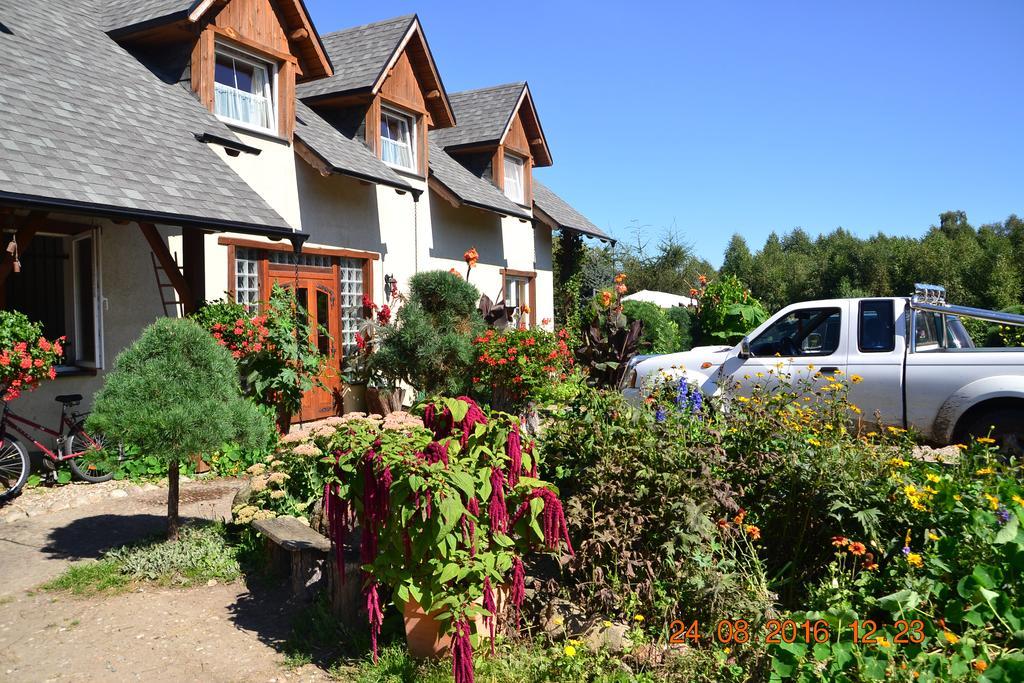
[958,408,1024,458]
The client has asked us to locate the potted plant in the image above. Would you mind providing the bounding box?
[316,396,572,681]
[345,296,403,415]
[0,310,63,402]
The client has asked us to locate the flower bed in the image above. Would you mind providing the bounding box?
[237,397,573,683]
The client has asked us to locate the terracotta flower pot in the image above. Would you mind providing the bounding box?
[403,594,499,659]
[403,597,454,659]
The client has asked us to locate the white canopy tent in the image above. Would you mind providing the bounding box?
[621,289,697,308]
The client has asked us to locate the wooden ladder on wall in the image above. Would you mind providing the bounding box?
[150,250,184,318]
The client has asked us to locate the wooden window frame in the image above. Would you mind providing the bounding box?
[221,236,377,313]
[501,268,537,327]
[212,42,279,136]
[379,104,418,174]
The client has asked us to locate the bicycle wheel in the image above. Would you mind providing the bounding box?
[66,421,122,483]
[0,434,30,503]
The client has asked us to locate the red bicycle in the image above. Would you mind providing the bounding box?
[0,393,123,503]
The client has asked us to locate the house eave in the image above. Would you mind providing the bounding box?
[0,192,305,243]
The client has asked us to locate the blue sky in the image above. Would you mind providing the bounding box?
[305,1,1024,266]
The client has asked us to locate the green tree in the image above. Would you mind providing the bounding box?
[87,318,275,540]
[721,234,754,284]
[622,300,681,353]
[372,271,485,396]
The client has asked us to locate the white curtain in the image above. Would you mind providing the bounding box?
[504,155,524,203]
[215,62,271,129]
[381,113,413,169]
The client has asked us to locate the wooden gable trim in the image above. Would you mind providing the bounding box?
[209,24,297,65]
[498,85,552,168]
[369,17,455,130]
[190,0,332,79]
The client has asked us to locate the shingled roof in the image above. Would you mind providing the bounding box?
[297,14,454,129]
[430,83,525,149]
[294,101,414,192]
[533,181,611,242]
[428,143,531,219]
[99,0,197,33]
[298,15,414,98]
[431,82,551,167]
[0,0,293,234]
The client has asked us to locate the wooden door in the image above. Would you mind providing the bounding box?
[270,269,341,422]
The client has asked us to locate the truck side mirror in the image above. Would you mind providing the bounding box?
[739,336,752,359]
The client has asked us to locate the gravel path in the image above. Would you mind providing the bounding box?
[0,480,335,682]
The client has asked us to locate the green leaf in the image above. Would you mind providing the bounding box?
[995,516,1019,545]
[438,563,460,584]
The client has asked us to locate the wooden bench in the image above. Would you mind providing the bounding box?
[252,516,332,601]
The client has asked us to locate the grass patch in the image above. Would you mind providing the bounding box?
[42,558,130,595]
[43,523,242,595]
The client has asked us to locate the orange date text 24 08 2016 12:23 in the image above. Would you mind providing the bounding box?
[668,619,926,645]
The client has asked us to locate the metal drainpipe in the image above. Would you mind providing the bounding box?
[412,191,420,276]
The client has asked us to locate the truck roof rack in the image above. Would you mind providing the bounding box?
[910,284,1024,328]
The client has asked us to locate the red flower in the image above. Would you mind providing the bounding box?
[355,332,366,350]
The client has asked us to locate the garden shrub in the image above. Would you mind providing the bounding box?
[470,327,578,412]
[88,317,276,540]
[665,305,694,350]
[540,388,772,643]
[372,271,486,396]
[691,274,768,345]
[194,285,325,428]
[621,300,681,353]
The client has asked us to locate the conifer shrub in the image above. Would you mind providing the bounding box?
[372,271,485,397]
[88,318,275,540]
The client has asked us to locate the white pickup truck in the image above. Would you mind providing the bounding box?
[621,285,1024,454]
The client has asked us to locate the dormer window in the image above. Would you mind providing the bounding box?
[503,153,526,204]
[380,107,416,172]
[214,46,276,134]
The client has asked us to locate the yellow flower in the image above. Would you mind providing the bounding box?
[928,532,939,541]
[906,552,923,568]
[926,473,941,483]
[954,494,962,501]
[851,405,863,415]
[943,630,959,644]
[723,647,732,654]
[634,614,645,623]
[876,637,891,648]
[976,467,994,475]
[851,374,864,384]
[563,645,577,657]
[807,437,822,447]
[737,396,750,403]
[984,494,1000,510]
[553,615,564,626]
[973,660,988,672]
[1013,495,1024,507]
[954,443,967,450]
[603,620,612,628]
[866,431,878,438]
[976,437,996,444]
